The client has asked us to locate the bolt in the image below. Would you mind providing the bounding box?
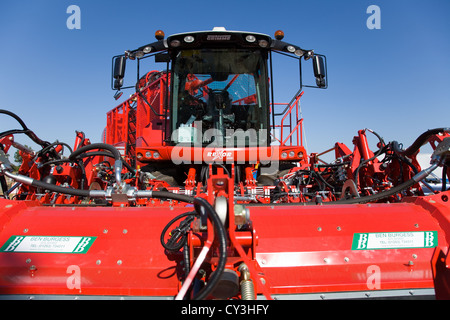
[29,265,37,277]
[344,257,350,262]
[103,229,108,234]
[117,260,122,265]
[123,229,128,234]
[96,260,101,265]
[23,228,28,233]
[317,227,322,232]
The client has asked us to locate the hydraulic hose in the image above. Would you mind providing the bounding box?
[0,109,50,147]
[69,143,123,187]
[160,211,198,252]
[391,128,450,157]
[151,191,195,204]
[2,169,199,202]
[3,171,91,197]
[337,163,439,204]
[191,197,228,301]
[71,150,135,173]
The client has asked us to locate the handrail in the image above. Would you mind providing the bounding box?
[271,92,304,147]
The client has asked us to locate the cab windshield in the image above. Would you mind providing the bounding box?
[171,48,269,146]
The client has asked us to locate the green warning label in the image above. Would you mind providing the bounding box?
[0,236,96,254]
[352,231,438,250]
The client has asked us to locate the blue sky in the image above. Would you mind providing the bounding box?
[1,0,449,161]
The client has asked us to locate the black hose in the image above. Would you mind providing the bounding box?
[160,211,198,252]
[336,177,419,204]
[337,164,438,204]
[35,141,73,160]
[0,109,50,147]
[72,151,135,173]
[151,190,195,204]
[69,143,121,162]
[0,176,8,198]
[30,178,90,197]
[443,165,448,192]
[392,128,450,157]
[191,197,228,300]
[156,193,229,300]
[0,109,29,129]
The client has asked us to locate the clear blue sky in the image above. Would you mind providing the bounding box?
[1,0,449,159]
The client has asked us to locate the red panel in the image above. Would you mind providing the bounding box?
[0,201,190,296]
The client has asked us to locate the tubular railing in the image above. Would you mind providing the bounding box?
[270,92,304,147]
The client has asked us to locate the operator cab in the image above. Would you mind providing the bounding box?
[172,47,269,147]
[164,29,274,147]
[111,27,327,148]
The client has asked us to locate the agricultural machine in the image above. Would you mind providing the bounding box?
[0,27,449,300]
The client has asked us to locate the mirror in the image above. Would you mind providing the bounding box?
[113,56,126,89]
[312,55,326,88]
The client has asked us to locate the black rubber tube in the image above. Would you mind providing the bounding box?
[392,128,450,157]
[336,178,416,204]
[69,143,121,162]
[151,190,195,204]
[160,211,198,252]
[191,197,228,300]
[0,109,29,130]
[72,151,135,173]
[30,178,90,197]
[0,109,50,147]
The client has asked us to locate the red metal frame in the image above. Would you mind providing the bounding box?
[1,32,450,300]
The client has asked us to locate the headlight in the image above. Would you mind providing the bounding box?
[245,35,256,43]
[184,35,195,43]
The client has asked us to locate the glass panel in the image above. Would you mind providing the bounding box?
[172,49,269,147]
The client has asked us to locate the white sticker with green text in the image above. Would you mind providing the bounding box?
[352,231,437,250]
[0,236,96,254]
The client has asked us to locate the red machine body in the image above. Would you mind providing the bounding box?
[0,28,449,300]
